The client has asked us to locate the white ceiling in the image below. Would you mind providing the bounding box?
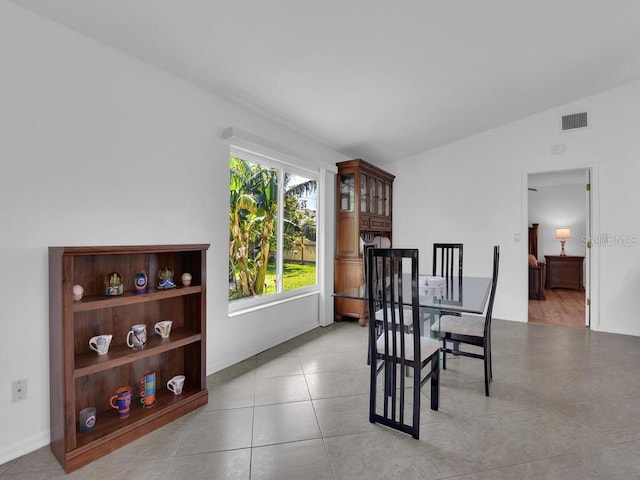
[10,0,640,164]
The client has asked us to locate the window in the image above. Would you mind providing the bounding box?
[229,149,319,306]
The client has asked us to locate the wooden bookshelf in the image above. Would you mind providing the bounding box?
[49,244,209,472]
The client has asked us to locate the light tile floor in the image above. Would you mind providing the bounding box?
[2,319,640,479]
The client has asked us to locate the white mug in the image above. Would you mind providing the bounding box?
[89,334,112,355]
[126,324,147,348]
[167,375,185,395]
[154,320,173,339]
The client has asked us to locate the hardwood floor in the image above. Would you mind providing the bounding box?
[528,287,586,328]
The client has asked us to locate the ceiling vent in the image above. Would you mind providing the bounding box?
[561,112,588,131]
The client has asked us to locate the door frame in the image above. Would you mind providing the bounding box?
[522,165,599,330]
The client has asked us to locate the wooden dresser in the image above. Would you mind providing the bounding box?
[529,262,546,300]
[544,255,585,290]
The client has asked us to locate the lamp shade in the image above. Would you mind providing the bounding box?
[555,228,571,240]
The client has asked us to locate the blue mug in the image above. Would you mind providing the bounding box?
[110,387,133,418]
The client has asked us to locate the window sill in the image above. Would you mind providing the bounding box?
[228,289,319,318]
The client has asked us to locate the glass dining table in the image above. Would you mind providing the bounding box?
[333,275,492,337]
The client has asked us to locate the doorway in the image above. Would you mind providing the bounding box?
[527,169,590,328]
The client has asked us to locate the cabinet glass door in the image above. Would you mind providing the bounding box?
[385,183,391,216]
[339,173,355,212]
[360,174,368,212]
[377,180,383,214]
[369,177,376,214]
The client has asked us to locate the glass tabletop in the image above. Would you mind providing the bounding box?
[333,275,492,315]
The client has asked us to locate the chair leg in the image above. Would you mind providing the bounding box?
[369,355,377,423]
[412,363,420,439]
[430,355,439,411]
[441,339,447,370]
[484,361,490,396]
[483,343,490,397]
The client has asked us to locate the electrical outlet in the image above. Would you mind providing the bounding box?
[12,379,27,402]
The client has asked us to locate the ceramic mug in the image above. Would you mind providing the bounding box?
[154,320,172,339]
[89,334,112,355]
[126,324,147,348]
[167,375,185,395]
[78,406,96,433]
[139,371,156,408]
[109,386,133,418]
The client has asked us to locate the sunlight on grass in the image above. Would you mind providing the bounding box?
[264,262,316,293]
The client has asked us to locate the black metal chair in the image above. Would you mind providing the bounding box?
[367,248,440,439]
[366,242,415,374]
[366,242,413,331]
[432,245,500,396]
[433,243,463,278]
[431,243,464,327]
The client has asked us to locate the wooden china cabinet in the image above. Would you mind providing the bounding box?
[334,159,395,325]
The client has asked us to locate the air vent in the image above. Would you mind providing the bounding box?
[561,112,588,131]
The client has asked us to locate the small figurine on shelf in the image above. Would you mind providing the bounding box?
[104,272,123,296]
[157,266,176,290]
[181,272,192,286]
[72,284,84,301]
[133,271,149,294]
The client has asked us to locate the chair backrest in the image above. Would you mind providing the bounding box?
[433,243,463,278]
[367,248,421,360]
[363,242,381,312]
[483,245,500,335]
[362,242,377,284]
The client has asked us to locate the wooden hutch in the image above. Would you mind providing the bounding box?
[334,159,395,325]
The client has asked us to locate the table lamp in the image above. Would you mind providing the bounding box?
[555,228,571,256]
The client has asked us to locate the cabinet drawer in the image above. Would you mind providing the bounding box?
[369,217,391,231]
[360,216,370,229]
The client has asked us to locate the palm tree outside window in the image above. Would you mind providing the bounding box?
[229,154,319,304]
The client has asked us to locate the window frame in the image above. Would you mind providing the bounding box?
[228,145,321,314]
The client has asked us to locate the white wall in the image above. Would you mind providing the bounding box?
[0,1,342,464]
[390,80,640,338]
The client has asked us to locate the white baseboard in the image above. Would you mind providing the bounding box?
[0,430,50,467]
